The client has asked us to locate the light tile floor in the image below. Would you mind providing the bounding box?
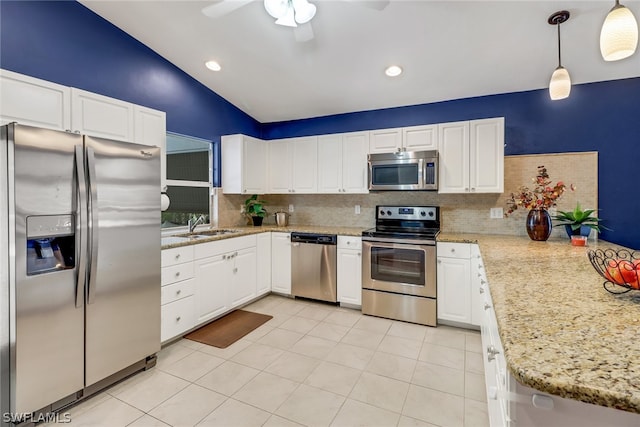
[45,295,489,427]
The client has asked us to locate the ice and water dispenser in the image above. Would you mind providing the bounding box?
[26,215,75,275]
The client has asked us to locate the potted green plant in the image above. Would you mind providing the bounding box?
[553,202,608,238]
[244,194,267,226]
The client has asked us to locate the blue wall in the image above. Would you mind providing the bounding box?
[1,1,638,249]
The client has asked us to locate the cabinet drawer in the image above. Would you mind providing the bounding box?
[161,263,194,286]
[161,278,195,305]
[437,242,471,259]
[338,235,362,250]
[161,296,196,342]
[162,246,194,267]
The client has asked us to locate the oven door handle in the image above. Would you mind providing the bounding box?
[361,236,436,247]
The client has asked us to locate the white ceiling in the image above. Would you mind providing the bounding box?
[80,0,640,123]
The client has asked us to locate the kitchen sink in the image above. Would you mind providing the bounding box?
[191,229,240,237]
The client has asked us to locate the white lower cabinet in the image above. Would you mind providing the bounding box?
[256,232,272,296]
[437,242,472,325]
[194,253,231,323]
[337,236,362,306]
[271,232,291,295]
[160,245,196,342]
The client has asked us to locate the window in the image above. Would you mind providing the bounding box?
[161,132,213,228]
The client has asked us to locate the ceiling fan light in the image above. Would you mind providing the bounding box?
[549,66,571,100]
[600,2,638,61]
[275,4,297,27]
[292,0,316,24]
[205,60,221,71]
[264,0,288,19]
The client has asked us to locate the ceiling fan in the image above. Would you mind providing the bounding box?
[202,0,390,42]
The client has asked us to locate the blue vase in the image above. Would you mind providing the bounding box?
[564,225,590,238]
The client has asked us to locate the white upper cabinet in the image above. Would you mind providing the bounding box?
[268,136,317,193]
[470,118,504,193]
[317,131,368,194]
[369,128,402,153]
[134,105,166,190]
[403,124,438,151]
[222,134,268,194]
[71,88,135,142]
[438,117,504,194]
[0,69,71,131]
[369,124,438,154]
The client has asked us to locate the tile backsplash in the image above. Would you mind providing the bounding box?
[218,152,598,238]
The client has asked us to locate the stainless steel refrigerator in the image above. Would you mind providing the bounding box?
[0,123,160,419]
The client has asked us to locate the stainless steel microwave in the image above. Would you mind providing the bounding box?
[368,150,438,191]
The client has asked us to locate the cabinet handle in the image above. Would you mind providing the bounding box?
[477,273,482,277]
[437,259,442,264]
[450,248,455,253]
[487,345,500,361]
[176,316,181,322]
[465,188,469,192]
[479,287,485,294]
[175,271,181,277]
[176,290,181,295]
[471,188,476,192]
[222,254,227,260]
[480,279,486,285]
[233,267,238,274]
[484,303,491,311]
[347,241,351,245]
[175,254,181,260]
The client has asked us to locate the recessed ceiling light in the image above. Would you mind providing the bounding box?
[385,65,402,77]
[205,60,221,71]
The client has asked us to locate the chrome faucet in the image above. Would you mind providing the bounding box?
[188,215,206,233]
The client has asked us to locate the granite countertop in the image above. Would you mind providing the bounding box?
[161,225,366,249]
[440,233,640,414]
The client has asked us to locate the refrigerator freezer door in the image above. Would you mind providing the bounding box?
[11,125,84,413]
[84,136,160,387]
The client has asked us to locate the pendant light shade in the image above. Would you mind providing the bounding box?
[600,1,638,61]
[548,11,571,101]
[549,66,572,100]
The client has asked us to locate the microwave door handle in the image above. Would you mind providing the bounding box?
[74,145,87,308]
[86,146,99,305]
[418,158,425,189]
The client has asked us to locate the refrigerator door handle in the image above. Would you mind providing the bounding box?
[86,146,99,305]
[75,145,87,308]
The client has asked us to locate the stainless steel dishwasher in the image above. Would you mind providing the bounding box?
[291,232,338,303]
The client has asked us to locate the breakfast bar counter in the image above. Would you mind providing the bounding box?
[439,233,640,414]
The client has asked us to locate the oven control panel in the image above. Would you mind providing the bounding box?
[376,206,439,220]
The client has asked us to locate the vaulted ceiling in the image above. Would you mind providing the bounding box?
[80,0,640,123]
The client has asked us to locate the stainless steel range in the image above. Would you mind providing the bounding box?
[361,205,439,326]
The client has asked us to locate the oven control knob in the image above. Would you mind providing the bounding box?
[428,211,434,217]
[420,211,426,217]
[386,210,392,216]
[379,210,385,216]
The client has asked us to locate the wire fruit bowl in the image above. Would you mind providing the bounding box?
[588,248,640,294]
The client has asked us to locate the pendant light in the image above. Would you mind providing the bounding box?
[548,11,571,101]
[600,0,638,61]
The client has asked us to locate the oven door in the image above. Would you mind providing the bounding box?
[362,240,436,298]
[368,159,424,191]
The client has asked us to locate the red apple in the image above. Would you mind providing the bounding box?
[604,260,626,285]
[618,260,639,289]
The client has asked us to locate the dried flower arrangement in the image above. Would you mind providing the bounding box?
[506,165,574,215]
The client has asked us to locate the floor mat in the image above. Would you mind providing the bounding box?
[184,310,273,348]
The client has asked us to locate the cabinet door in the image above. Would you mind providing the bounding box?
[71,88,135,142]
[256,233,272,296]
[369,128,402,153]
[230,247,257,308]
[195,255,230,322]
[0,69,71,131]
[437,256,471,324]
[268,139,291,193]
[438,121,470,194]
[342,132,369,193]
[403,124,438,151]
[470,118,504,193]
[134,105,166,190]
[243,136,268,194]
[317,134,343,193]
[291,136,317,193]
[271,232,291,295]
[337,248,362,306]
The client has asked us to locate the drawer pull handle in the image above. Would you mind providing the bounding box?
[176,290,181,295]
[487,345,500,361]
[175,254,180,260]
[176,316,181,322]
[175,272,181,277]
[480,279,486,285]
[479,287,485,294]
[484,303,491,311]
[233,268,238,274]
[450,248,455,253]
